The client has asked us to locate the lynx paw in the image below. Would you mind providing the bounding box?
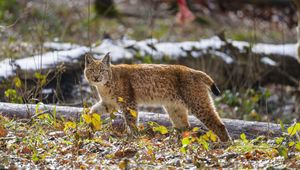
[89,103,105,114]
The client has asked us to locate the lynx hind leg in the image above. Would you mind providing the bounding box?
[189,94,231,142]
[163,104,190,130]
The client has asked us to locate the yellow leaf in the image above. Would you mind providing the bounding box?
[80,165,86,170]
[289,141,295,147]
[240,133,248,143]
[64,121,76,131]
[118,97,124,102]
[92,113,100,122]
[118,159,129,170]
[82,114,92,124]
[296,142,300,151]
[13,77,22,88]
[128,108,137,118]
[83,108,90,114]
[202,133,209,141]
[38,113,50,120]
[207,130,217,142]
[192,127,199,132]
[287,123,300,136]
[153,125,168,135]
[91,114,101,130]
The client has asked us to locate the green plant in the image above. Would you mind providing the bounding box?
[215,89,271,121]
[4,89,22,103]
[0,0,20,21]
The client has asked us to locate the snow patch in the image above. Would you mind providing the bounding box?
[261,57,277,66]
[44,42,80,51]
[252,44,296,59]
[92,39,133,60]
[230,40,250,51]
[212,51,234,64]
[0,47,89,78]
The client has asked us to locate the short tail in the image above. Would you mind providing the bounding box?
[211,83,221,96]
[196,71,221,96]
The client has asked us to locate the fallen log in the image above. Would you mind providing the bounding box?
[0,102,285,139]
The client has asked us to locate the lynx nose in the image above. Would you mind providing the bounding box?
[95,76,102,82]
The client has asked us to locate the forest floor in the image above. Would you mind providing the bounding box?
[0,112,300,169]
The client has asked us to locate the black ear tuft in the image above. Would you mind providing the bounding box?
[102,52,111,65]
[211,83,221,96]
[85,53,94,65]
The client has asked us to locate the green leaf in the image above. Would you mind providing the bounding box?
[278,146,288,159]
[180,146,187,153]
[182,137,191,147]
[279,120,285,132]
[287,123,300,136]
[288,141,295,147]
[198,137,209,150]
[240,133,248,143]
[295,142,300,151]
[153,125,168,135]
[34,72,47,86]
[32,152,39,162]
[275,137,284,145]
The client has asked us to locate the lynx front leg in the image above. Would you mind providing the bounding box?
[119,101,139,136]
[164,104,190,130]
[89,101,109,114]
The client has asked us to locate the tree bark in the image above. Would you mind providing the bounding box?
[0,102,285,139]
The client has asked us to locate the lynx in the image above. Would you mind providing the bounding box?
[84,53,231,142]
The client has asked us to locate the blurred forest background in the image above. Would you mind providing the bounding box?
[0,0,300,169]
[1,0,299,123]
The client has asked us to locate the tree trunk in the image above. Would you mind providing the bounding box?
[0,102,286,139]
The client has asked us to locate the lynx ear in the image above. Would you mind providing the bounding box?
[85,54,94,65]
[101,52,111,66]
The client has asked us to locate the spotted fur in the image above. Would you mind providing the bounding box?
[84,53,231,141]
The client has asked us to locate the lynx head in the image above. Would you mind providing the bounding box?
[84,53,112,85]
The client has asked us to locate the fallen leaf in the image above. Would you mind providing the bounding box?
[21,146,32,154]
[153,125,168,135]
[91,113,101,130]
[287,123,300,136]
[182,131,190,138]
[118,159,130,170]
[115,148,137,158]
[82,114,92,124]
[128,108,137,118]
[244,152,253,160]
[0,126,8,137]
